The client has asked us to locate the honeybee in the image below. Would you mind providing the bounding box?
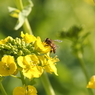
[44,38,56,53]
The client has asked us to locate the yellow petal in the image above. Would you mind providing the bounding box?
[23,66,43,79]
[2,55,15,64]
[13,87,26,95]
[21,32,36,43]
[87,76,95,89]
[44,59,58,76]
[27,85,37,95]
[34,37,51,53]
[38,55,59,75]
[17,56,31,68]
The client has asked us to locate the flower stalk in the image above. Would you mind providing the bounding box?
[40,72,55,95]
[20,71,26,85]
[0,82,7,95]
[76,51,94,95]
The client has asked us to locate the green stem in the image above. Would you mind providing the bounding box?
[0,82,7,95]
[23,19,33,35]
[40,72,55,95]
[15,0,23,10]
[76,51,94,95]
[20,71,26,85]
[15,0,33,34]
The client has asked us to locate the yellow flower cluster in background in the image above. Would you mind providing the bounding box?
[87,76,95,89]
[84,0,95,5]
[0,32,59,95]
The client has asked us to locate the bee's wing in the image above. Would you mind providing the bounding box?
[54,40,62,43]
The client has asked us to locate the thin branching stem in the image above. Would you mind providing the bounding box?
[76,51,94,95]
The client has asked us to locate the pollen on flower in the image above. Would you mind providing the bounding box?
[3,63,10,70]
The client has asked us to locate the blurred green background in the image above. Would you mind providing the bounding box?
[0,0,95,95]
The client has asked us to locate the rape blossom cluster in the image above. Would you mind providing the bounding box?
[0,32,59,95]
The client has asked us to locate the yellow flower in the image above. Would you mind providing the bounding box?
[39,55,59,75]
[13,85,37,95]
[17,54,43,79]
[87,75,95,89]
[21,32,36,43]
[0,36,10,44]
[34,37,51,53]
[84,0,95,5]
[0,55,17,76]
[44,57,59,76]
